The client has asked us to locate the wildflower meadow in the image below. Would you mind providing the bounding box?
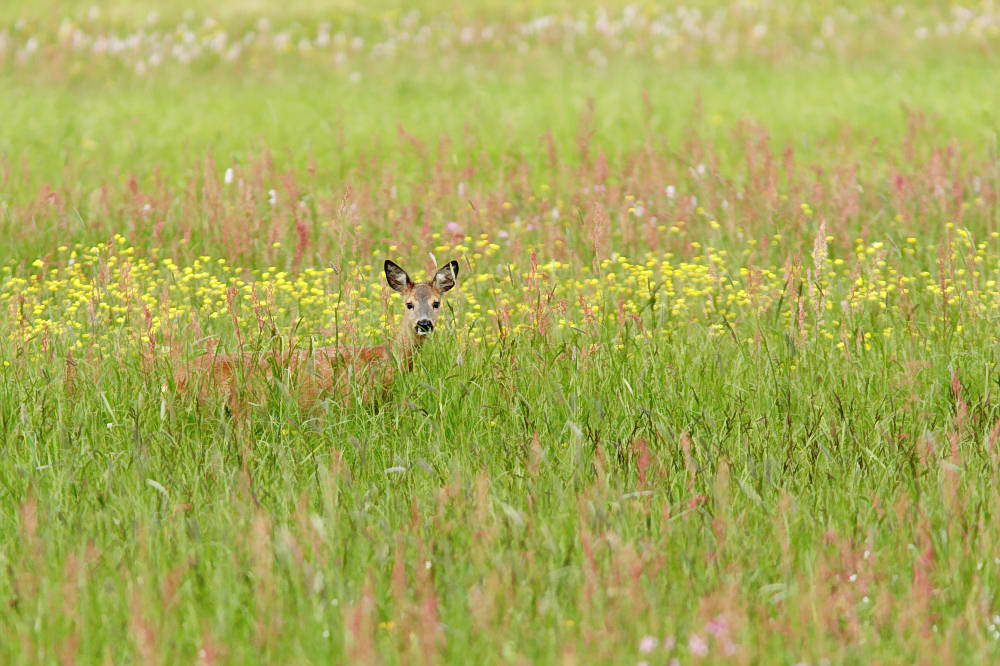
[3,0,1000,663]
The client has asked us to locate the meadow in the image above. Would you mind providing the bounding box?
[2,1,1000,663]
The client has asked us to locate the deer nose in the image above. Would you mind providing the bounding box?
[415,319,434,333]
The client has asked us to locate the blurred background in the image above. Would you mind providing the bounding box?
[2,1,998,265]
[3,0,998,178]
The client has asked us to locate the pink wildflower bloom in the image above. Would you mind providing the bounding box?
[707,614,729,638]
[689,634,709,657]
[639,635,657,653]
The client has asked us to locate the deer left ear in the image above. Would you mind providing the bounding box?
[385,260,413,293]
[433,260,460,293]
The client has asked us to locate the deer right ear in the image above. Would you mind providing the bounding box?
[432,260,459,293]
[384,260,413,293]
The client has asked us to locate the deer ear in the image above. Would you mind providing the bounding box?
[384,260,413,293]
[433,260,459,293]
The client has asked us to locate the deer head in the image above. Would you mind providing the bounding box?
[384,259,460,338]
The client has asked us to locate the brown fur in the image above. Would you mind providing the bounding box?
[174,259,459,411]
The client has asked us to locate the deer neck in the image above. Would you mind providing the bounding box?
[390,318,423,366]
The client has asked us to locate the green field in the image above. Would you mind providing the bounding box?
[3,1,1000,663]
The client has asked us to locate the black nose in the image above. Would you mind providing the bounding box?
[415,319,433,333]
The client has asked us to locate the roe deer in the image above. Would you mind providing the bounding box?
[174,259,460,409]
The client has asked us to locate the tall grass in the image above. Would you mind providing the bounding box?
[3,1,1000,663]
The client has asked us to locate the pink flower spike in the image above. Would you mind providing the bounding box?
[707,614,729,638]
[639,635,657,654]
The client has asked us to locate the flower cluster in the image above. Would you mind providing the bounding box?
[2,2,999,74]
[2,228,997,365]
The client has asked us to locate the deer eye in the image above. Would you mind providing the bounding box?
[432,301,440,309]
[406,302,414,310]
